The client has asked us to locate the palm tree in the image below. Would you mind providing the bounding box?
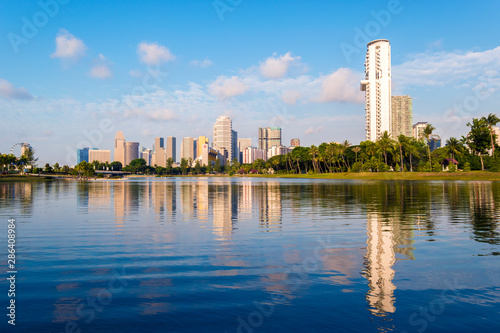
[405,139,421,172]
[351,147,361,163]
[483,113,500,156]
[397,134,407,171]
[377,131,394,166]
[309,145,319,173]
[341,140,351,170]
[444,137,462,160]
[423,124,436,168]
[23,147,38,171]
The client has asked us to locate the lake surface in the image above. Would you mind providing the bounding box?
[0,178,499,332]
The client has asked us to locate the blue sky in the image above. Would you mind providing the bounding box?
[1,0,500,165]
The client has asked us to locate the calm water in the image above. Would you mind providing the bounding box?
[0,178,499,333]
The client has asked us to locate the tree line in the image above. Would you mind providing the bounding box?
[2,114,499,177]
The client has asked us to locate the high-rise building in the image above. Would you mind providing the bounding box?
[231,130,238,164]
[237,138,252,163]
[21,143,31,157]
[153,137,166,167]
[258,127,282,151]
[290,138,300,147]
[181,137,196,161]
[140,147,152,166]
[124,142,139,166]
[413,122,428,140]
[197,136,209,159]
[361,39,392,141]
[89,150,111,163]
[268,146,293,160]
[429,135,441,152]
[77,147,90,164]
[494,127,500,146]
[243,147,267,164]
[213,116,234,164]
[114,131,126,166]
[166,136,176,162]
[391,96,413,138]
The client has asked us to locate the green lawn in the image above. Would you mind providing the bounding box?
[237,171,500,181]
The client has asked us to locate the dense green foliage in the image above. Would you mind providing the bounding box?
[2,114,499,177]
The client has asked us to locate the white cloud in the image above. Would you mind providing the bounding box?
[146,108,178,121]
[89,54,113,79]
[137,42,175,65]
[190,59,213,68]
[305,126,324,135]
[0,79,34,100]
[313,68,364,104]
[209,76,249,100]
[50,29,86,62]
[260,52,301,79]
[393,46,500,87]
[281,90,302,105]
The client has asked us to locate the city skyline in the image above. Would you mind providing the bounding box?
[2,1,500,164]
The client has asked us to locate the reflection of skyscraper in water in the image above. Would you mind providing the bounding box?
[363,213,396,315]
[181,183,195,220]
[151,182,176,223]
[257,182,282,232]
[113,182,126,229]
[113,182,140,229]
[76,183,89,213]
[212,183,237,239]
[88,182,111,212]
[362,212,415,316]
[195,181,209,221]
[238,181,253,219]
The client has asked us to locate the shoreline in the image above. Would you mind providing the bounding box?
[2,171,500,182]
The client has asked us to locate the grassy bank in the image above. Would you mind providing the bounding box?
[0,175,59,182]
[238,171,500,181]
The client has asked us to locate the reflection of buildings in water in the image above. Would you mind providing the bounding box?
[113,182,141,228]
[76,183,89,212]
[0,182,34,216]
[181,181,210,222]
[113,182,126,228]
[88,182,112,212]
[257,182,282,232]
[238,181,253,218]
[151,182,176,223]
[363,213,396,315]
[212,183,237,239]
[195,181,209,221]
[180,183,194,218]
[362,212,415,316]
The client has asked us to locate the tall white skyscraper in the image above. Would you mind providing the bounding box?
[114,131,125,166]
[213,116,234,164]
[360,39,392,142]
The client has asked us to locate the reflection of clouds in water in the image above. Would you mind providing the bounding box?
[319,247,363,286]
[140,302,173,315]
[52,297,81,323]
[56,283,80,292]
